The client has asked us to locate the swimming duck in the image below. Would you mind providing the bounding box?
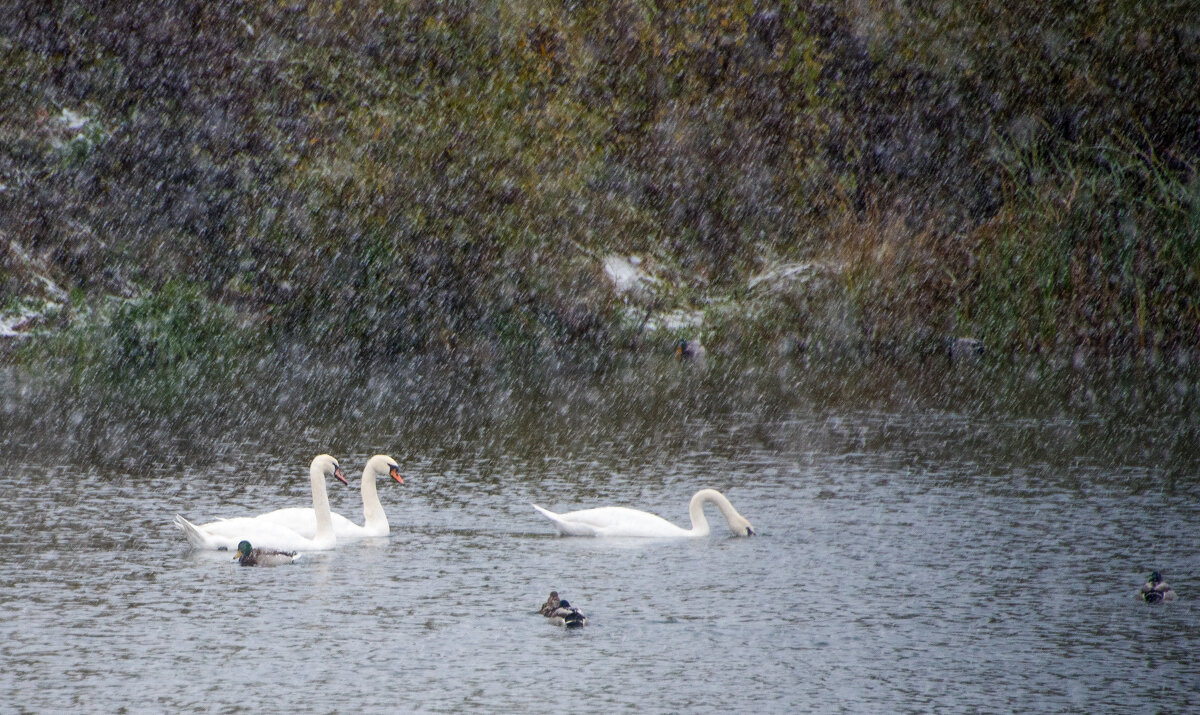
[545,598,587,628]
[1140,571,1176,603]
[538,591,561,616]
[235,540,300,567]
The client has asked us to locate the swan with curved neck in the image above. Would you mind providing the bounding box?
[173,454,347,551]
[257,454,403,539]
[532,489,755,538]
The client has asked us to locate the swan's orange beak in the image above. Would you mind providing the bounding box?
[389,465,404,484]
[334,467,349,485]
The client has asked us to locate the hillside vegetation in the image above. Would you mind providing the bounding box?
[2,1,1197,376]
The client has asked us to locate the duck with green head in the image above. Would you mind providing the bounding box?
[1140,571,1176,603]
[675,337,706,361]
[235,540,300,567]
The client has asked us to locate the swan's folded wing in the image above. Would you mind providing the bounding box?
[533,504,687,537]
[252,507,367,539]
[254,507,320,538]
[532,504,601,536]
[186,516,324,552]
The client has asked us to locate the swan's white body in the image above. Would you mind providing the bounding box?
[256,455,402,539]
[532,489,755,538]
[173,455,344,552]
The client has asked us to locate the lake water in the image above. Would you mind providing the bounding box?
[1,356,1198,712]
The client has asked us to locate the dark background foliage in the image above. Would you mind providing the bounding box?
[2,1,1196,370]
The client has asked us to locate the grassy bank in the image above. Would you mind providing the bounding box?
[2,1,1197,378]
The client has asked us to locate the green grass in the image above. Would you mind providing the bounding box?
[22,280,252,393]
[963,139,1200,354]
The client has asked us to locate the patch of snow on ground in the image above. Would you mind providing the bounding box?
[0,303,54,338]
[602,254,660,298]
[747,262,833,291]
[59,108,88,130]
[645,309,704,332]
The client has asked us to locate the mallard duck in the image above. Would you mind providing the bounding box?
[675,337,706,361]
[1140,571,1176,603]
[546,599,587,628]
[235,540,300,567]
[538,591,561,616]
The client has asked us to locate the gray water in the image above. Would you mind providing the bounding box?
[1,358,1198,712]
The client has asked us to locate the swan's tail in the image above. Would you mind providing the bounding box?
[532,504,598,537]
[173,514,209,549]
[531,504,566,535]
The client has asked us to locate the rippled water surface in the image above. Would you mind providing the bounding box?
[2,359,1198,712]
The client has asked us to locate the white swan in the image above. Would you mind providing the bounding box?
[532,488,755,538]
[173,454,347,552]
[255,454,403,539]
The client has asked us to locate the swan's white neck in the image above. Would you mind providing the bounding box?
[360,464,388,532]
[309,462,335,542]
[687,489,748,537]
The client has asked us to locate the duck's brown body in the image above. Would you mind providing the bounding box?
[1141,575,1176,603]
[236,540,299,567]
[538,591,586,627]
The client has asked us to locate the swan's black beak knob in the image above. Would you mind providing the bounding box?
[746,527,756,536]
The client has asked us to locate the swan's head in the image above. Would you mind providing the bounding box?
[693,489,754,536]
[313,454,349,486]
[729,514,755,537]
[719,498,755,537]
[235,540,253,559]
[366,454,404,484]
